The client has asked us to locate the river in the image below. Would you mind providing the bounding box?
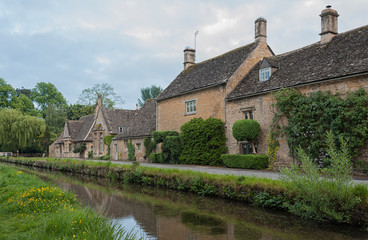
[11,164,368,240]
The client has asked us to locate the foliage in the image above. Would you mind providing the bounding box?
[88,150,93,159]
[280,131,359,222]
[180,118,227,166]
[103,135,115,155]
[77,83,124,108]
[44,104,66,141]
[152,131,179,144]
[73,143,87,155]
[221,154,268,169]
[0,108,45,152]
[266,133,279,170]
[162,136,182,164]
[31,82,67,115]
[0,164,139,240]
[138,85,163,107]
[273,88,368,165]
[127,140,136,161]
[232,119,260,142]
[150,153,162,163]
[143,137,156,159]
[66,104,94,120]
[0,78,16,109]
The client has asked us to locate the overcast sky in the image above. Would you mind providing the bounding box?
[0,0,367,109]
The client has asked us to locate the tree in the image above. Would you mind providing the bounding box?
[77,83,124,108]
[0,108,45,152]
[0,78,16,109]
[16,87,32,98]
[31,82,67,116]
[45,104,66,142]
[138,85,162,107]
[232,119,261,154]
[10,94,38,116]
[66,104,94,120]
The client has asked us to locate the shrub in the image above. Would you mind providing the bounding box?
[88,150,93,159]
[150,153,162,163]
[221,154,268,169]
[180,118,227,166]
[232,119,260,142]
[280,131,359,223]
[162,136,182,164]
[103,135,114,155]
[153,131,179,143]
[73,143,86,156]
[144,137,156,159]
[127,140,136,161]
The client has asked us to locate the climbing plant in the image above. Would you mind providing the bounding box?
[128,140,136,161]
[103,135,114,155]
[272,88,368,165]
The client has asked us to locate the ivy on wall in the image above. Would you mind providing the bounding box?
[272,88,368,165]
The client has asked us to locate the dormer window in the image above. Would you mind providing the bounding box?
[118,126,125,132]
[259,67,271,81]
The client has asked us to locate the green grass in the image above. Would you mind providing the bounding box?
[0,163,141,240]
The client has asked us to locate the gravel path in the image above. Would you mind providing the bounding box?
[86,159,368,184]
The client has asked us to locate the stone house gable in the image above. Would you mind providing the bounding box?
[157,18,274,132]
[111,99,157,161]
[225,7,368,167]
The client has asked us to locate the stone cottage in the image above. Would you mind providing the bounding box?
[110,98,157,161]
[156,17,274,132]
[226,6,368,166]
[49,95,136,158]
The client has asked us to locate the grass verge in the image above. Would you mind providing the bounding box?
[0,163,141,240]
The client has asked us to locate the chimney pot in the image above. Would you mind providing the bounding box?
[320,6,339,44]
[255,17,267,43]
[183,47,195,70]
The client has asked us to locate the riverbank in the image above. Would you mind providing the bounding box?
[0,163,139,240]
[2,157,368,227]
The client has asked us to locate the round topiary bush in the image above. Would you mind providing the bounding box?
[232,119,260,142]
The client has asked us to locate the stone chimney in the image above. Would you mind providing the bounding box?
[183,47,195,70]
[255,17,267,43]
[95,94,102,118]
[320,5,339,44]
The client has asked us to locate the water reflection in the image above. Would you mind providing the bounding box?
[13,165,368,240]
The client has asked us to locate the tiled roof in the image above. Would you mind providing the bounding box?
[101,108,137,134]
[74,114,94,142]
[113,98,156,140]
[228,25,368,99]
[66,120,83,140]
[157,42,261,100]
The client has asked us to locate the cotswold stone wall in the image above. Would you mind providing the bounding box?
[157,85,227,132]
[226,75,368,167]
[111,138,148,162]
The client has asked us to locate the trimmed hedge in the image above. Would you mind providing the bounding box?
[152,131,179,143]
[232,119,260,142]
[221,154,268,170]
[150,153,163,163]
[180,118,227,166]
[162,136,182,164]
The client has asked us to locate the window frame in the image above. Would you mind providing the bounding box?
[185,99,197,115]
[259,67,271,81]
[136,143,142,151]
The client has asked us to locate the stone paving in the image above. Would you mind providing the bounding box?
[87,159,368,184]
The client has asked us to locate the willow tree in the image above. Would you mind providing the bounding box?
[0,108,45,152]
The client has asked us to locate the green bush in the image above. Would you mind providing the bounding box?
[144,137,156,159]
[127,140,136,161]
[88,150,93,159]
[162,136,182,164]
[150,153,162,163]
[280,131,359,223]
[221,154,268,169]
[153,131,179,143]
[73,143,86,156]
[103,135,114,155]
[232,119,260,142]
[180,118,227,166]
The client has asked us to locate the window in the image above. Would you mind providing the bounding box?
[185,100,196,115]
[242,143,258,154]
[124,140,128,149]
[118,126,125,132]
[136,143,142,151]
[99,133,104,154]
[244,111,253,119]
[259,67,271,81]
